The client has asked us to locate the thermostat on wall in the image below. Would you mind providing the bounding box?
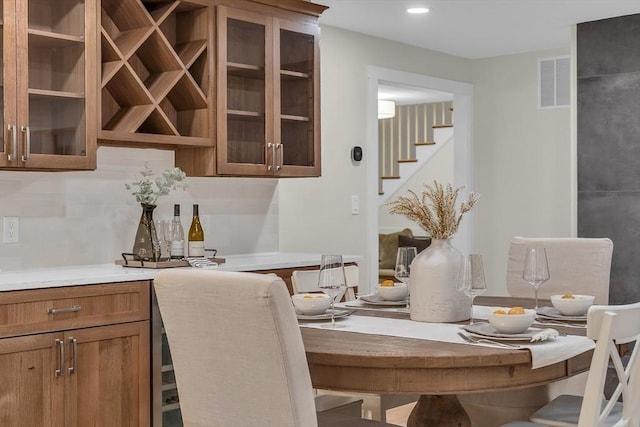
[352,146,363,162]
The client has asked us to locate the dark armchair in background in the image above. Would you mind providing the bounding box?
[378,228,431,281]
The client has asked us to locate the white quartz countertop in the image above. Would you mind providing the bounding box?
[0,252,362,292]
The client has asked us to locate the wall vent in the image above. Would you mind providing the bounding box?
[538,56,570,109]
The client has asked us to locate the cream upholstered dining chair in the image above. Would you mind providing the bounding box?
[458,237,614,425]
[154,269,397,427]
[500,301,640,427]
[506,237,614,304]
[291,265,359,302]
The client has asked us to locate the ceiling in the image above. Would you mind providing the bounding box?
[316,0,640,60]
[377,82,453,105]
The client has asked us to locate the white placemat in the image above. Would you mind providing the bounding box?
[299,314,595,369]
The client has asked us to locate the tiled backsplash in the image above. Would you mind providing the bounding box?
[0,146,279,271]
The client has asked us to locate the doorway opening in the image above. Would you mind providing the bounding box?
[366,67,474,286]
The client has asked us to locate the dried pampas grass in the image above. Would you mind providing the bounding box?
[386,181,479,240]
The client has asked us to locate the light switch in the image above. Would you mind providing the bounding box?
[351,195,359,215]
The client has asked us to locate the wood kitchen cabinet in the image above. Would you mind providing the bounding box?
[0,0,97,170]
[99,0,213,148]
[175,0,326,177]
[0,281,150,427]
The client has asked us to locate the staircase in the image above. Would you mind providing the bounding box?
[378,101,454,206]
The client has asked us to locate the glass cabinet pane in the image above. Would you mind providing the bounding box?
[27,0,86,157]
[28,95,85,155]
[280,29,315,167]
[226,18,266,165]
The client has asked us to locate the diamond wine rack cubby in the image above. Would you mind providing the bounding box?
[100,0,211,147]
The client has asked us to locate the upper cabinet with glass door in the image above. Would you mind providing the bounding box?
[0,0,97,170]
[175,0,327,177]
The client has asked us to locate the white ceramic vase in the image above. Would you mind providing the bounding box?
[410,238,471,322]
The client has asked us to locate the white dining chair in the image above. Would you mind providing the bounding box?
[291,265,359,302]
[500,301,640,427]
[291,265,418,422]
[290,266,365,418]
[154,269,398,427]
[506,237,614,304]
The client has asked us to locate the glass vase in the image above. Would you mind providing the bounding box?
[132,203,161,262]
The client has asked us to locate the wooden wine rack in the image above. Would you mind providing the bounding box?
[99,0,212,147]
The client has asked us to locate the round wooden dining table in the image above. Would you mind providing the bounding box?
[300,296,592,427]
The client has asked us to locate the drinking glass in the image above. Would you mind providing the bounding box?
[161,221,175,259]
[154,220,168,260]
[317,254,347,328]
[522,247,550,310]
[395,247,417,310]
[456,254,487,324]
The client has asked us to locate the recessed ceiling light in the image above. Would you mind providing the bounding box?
[407,7,429,14]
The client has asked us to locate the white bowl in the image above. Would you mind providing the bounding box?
[376,282,408,301]
[488,308,536,334]
[292,293,332,315]
[550,294,595,316]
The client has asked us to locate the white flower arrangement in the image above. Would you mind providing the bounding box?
[125,162,188,205]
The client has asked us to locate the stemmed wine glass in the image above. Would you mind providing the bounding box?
[395,247,417,310]
[456,254,487,325]
[522,247,550,310]
[317,254,347,328]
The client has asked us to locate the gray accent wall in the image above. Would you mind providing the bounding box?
[577,14,640,304]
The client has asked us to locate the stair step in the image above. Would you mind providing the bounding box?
[381,175,400,180]
[415,141,436,146]
[432,124,453,129]
[397,159,418,163]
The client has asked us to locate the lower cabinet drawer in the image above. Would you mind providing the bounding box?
[0,281,150,338]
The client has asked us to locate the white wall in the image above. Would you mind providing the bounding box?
[472,48,572,294]
[278,26,472,291]
[0,146,279,271]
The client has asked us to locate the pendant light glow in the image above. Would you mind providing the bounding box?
[378,100,396,119]
[407,7,429,14]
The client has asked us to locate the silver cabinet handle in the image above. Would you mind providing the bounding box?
[21,126,30,162]
[55,339,65,377]
[267,142,275,171]
[48,305,82,315]
[68,337,77,375]
[7,124,16,161]
[275,143,283,171]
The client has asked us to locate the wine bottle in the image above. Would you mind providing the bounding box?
[170,204,185,259]
[188,204,205,257]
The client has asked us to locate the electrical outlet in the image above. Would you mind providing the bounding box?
[3,217,19,243]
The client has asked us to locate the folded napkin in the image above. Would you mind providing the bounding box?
[186,257,218,269]
[299,315,595,369]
